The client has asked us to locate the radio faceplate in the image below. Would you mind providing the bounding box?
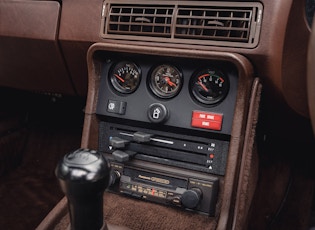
[106,161,219,216]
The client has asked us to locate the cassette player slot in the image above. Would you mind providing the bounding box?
[134,154,213,174]
[124,167,188,189]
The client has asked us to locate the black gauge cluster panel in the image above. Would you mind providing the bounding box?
[97,52,238,135]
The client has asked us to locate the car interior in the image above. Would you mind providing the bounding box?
[1,0,315,229]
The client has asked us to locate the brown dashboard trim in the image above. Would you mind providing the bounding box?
[0,1,76,95]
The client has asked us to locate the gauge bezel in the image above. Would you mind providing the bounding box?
[109,61,142,94]
[190,67,230,106]
[148,64,183,99]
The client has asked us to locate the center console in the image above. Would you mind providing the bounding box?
[37,42,261,230]
[95,51,239,216]
[76,41,261,230]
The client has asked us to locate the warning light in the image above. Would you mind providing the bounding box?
[209,154,215,159]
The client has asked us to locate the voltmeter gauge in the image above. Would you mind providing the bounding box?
[109,61,141,94]
[190,68,229,105]
[149,64,183,99]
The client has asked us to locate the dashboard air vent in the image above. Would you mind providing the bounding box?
[106,5,173,37]
[175,7,253,43]
[101,1,263,48]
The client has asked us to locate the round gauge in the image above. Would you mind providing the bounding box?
[109,61,141,94]
[190,68,229,105]
[149,64,183,99]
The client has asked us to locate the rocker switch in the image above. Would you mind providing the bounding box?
[107,100,126,115]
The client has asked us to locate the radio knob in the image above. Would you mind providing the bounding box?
[109,170,121,186]
[181,188,202,209]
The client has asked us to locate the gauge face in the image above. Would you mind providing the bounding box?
[190,68,229,105]
[109,61,141,94]
[149,64,183,99]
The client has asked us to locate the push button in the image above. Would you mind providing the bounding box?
[192,111,223,122]
[147,103,168,123]
[191,111,223,131]
[107,100,126,115]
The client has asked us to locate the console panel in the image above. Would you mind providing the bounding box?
[95,51,240,216]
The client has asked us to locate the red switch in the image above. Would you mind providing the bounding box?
[191,111,223,131]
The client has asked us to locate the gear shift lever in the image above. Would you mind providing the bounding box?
[55,148,110,230]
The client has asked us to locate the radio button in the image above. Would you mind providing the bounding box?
[170,196,182,206]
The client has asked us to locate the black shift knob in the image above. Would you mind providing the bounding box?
[55,148,110,230]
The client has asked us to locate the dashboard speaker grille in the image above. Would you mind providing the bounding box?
[101,1,263,48]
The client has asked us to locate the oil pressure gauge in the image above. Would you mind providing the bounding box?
[190,68,229,105]
[109,61,141,94]
[149,64,183,99]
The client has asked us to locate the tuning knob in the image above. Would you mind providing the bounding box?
[181,188,202,209]
[109,170,121,186]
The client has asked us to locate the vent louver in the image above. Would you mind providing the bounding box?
[101,1,263,48]
[107,6,174,37]
[175,7,253,42]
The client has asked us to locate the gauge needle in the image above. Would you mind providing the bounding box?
[198,81,209,92]
[114,74,125,82]
[164,77,176,87]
